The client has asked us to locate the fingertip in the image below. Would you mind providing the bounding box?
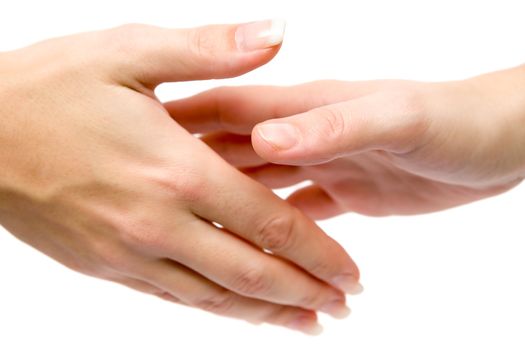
[184,21,283,80]
[252,119,336,166]
[251,122,299,163]
[251,124,275,160]
[123,20,285,85]
[219,19,286,77]
[235,19,286,52]
[332,274,363,296]
[285,311,323,336]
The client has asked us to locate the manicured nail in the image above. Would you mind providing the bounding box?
[287,316,324,336]
[332,274,364,295]
[320,300,352,319]
[235,19,286,51]
[256,123,299,150]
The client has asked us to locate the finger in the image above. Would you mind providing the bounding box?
[140,259,325,335]
[164,80,384,134]
[105,20,285,87]
[242,164,307,189]
[190,158,362,295]
[287,185,345,220]
[201,132,267,168]
[200,133,308,188]
[252,90,428,165]
[156,217,350,317]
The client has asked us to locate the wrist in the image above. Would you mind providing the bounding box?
[465,66,525,183]
[413,68,525,188]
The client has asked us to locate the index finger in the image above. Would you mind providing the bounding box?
[163,80,383,134]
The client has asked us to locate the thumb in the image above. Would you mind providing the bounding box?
[105,20,285,86]
[251,91,428,165]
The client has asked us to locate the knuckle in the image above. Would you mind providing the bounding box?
[186,27,218,68]
[102,211,165,252]
[231,267,272,296]
[192,291,235,315]
[148,167,208,204]
[121,223,165,252]
[315,106,348,142]
[255,213,296,253]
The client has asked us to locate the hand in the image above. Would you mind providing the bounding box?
[0,21,361,334]
[166,66,525,218]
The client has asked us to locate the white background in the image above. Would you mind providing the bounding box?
[1,0,524,349]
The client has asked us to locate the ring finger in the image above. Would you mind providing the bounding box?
[136,258,325,335]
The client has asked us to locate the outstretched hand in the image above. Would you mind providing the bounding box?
[167,68,525,219]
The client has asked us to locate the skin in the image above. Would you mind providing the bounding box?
[166,65,525,219]
[0,23,362,335]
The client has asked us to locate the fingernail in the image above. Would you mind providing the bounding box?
[320,300,352,319]
[287,316,324,336]
[332,274,364,295]
[235,19,286,51]
[256,123,299,150]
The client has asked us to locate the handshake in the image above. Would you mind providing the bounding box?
[0,20,523,335]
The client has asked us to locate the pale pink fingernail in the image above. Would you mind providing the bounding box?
[320,299,352,319]
[332,274,364,295]
[256,123,299,150]
[235,19,286,51]
[287,316,324,336]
